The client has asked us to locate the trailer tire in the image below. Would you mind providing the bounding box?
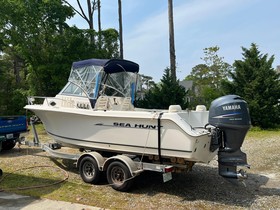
[2,140,16,150]
[106,161,134,192]
[79,156,101,184]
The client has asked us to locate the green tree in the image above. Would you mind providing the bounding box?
[185,46,232,108]
[136,68,187,109]
[62,0,97,44]
[223,43,280,128]
[0,0,75,95]
[26,27,119,96]
[0,0,119,97]
[0,54,28,115]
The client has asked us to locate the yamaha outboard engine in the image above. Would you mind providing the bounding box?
[208,95,251,181]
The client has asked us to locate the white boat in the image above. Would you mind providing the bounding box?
[25,58,250,182]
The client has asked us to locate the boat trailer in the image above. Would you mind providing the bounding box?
[23,117,175,191]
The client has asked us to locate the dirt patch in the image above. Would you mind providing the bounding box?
[0,130,280,209]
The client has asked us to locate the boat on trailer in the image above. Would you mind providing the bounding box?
[25,58,251,191]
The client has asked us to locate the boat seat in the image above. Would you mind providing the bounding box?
[95,96,109,110]
[196,105,206,111]
[168,105,182,112]
[121,97,133,111]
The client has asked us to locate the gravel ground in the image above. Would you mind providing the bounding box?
[0,130,280,210]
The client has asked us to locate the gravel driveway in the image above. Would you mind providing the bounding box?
[0,131,279,209]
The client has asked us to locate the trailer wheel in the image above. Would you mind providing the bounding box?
[106,161,134,192]
[79,156,101,184]
[2,140,16,150]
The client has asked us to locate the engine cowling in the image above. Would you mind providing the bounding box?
[209,95,251,180]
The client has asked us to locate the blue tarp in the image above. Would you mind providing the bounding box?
[72,58,139,73]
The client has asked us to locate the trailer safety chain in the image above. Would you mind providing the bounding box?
[0,165,69,192]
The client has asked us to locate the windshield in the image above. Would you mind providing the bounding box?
[101,71,137,98]
[60,65,104,99]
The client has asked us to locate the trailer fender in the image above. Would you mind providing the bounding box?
[103,155,140,176]
[77,152,105,171]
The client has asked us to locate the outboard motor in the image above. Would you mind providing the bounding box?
[208,95,251,181]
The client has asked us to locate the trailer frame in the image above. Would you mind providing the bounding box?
[27,119,175,191]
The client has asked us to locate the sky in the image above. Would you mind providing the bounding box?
[66,0,280,82]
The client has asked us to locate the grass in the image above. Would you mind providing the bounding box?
[246,127,280,139]
[0,124,120,207]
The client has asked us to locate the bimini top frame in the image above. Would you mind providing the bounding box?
[72,58,139,74]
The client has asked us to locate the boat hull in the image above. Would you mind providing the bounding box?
[25,105,217,163]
